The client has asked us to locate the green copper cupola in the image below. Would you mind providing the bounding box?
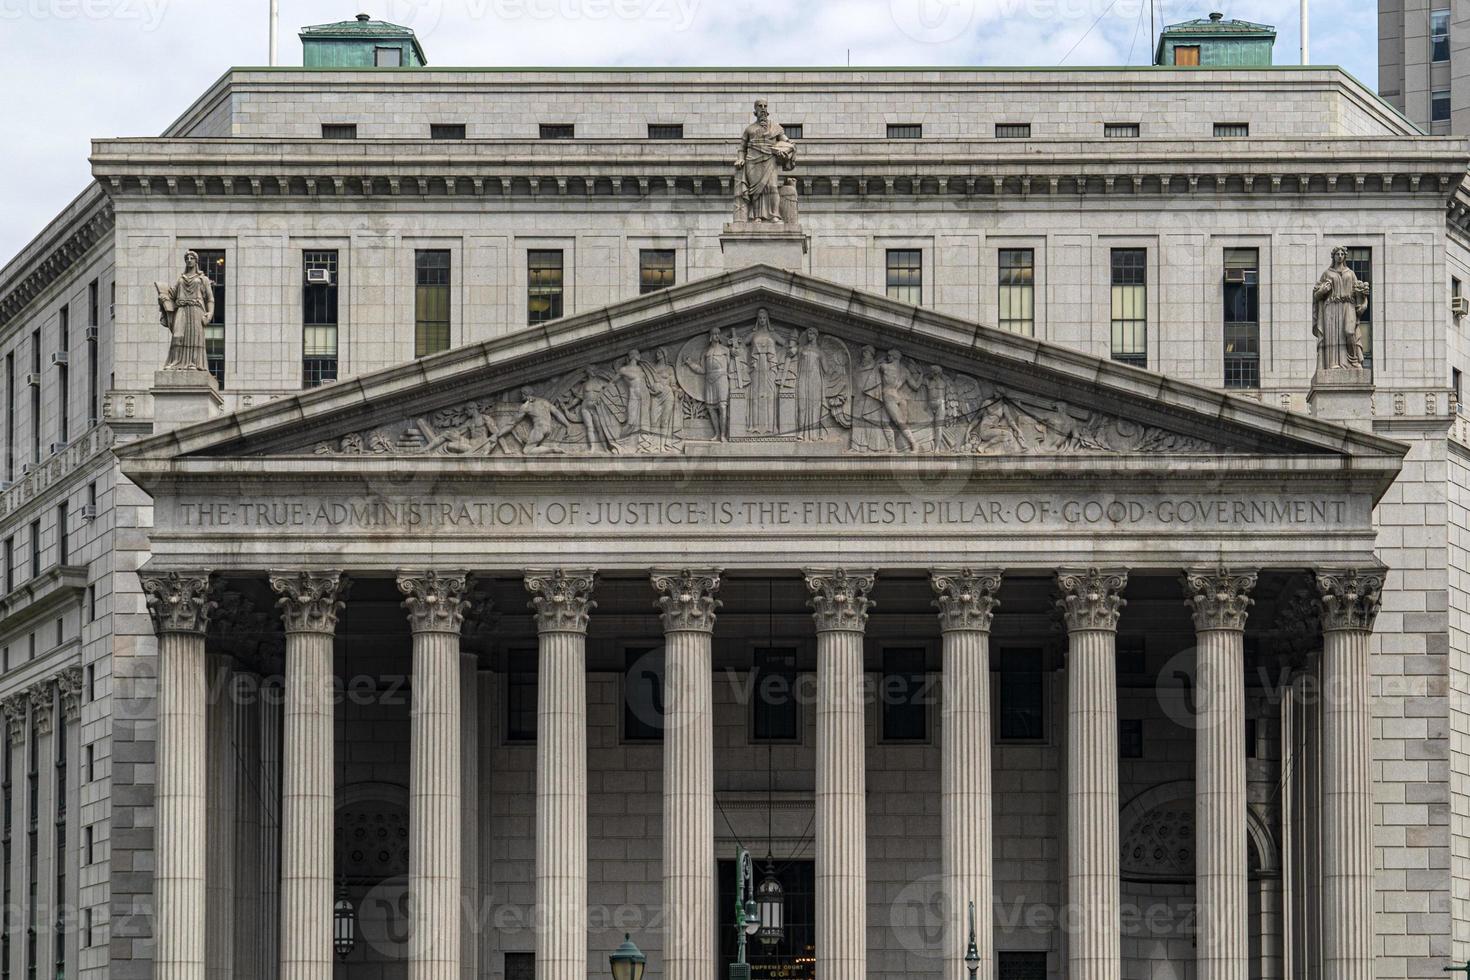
[299,12,428,68]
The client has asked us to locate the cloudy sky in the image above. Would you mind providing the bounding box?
[0,0,1378,262]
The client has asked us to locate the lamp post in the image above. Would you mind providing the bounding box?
[755,858,785,950]
[963,900,980,980]
[610,933,647,980]
[332,884,357,960]
[731,847,761,980]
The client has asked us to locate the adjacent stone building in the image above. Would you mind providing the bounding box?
[3,18,1470,980]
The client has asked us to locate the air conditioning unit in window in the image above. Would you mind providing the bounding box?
[1224,268,1247,284]
[306,268,332,285]
[1453,296,1469,318]
[24,373,40,388]
[84,327,98,342]
[19,464,31,476]
[50,351,68,367]
[80,504,96,522]
[47,442,65,457]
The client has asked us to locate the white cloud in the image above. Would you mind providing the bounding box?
[0,0,1380,263]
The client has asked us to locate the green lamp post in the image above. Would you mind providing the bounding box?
[610,934,647,980]
[964,901,980,980]
[730,847,762,980]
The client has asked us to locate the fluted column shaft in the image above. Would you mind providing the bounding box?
[1184,570,1257,980]
[142,572,216,980]
[206,654,237,980]
[271,571,349,980]
[1317,569,1384,980]
[234,672,262,980]
[654,570,722,980]
[399,572,471,980]
[259,678,283,980]
[933,570,1001,980]
[1057,568,1127,980]
[805,569,874,980]
[460,648,481,980]
[526,570,596,980]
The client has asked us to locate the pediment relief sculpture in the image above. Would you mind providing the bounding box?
[308,308,1223,459]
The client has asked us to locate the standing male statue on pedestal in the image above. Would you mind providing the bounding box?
[733,99,798,223]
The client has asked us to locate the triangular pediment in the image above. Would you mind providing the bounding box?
[122,266,1405,468]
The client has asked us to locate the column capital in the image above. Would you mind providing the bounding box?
[0,694,25,741]
[930,569,1002,633]
[142,570,216,636]
[27,683,52,736]
[651,568,723,633]
[56,666,83,723]
[804,568,876,632]
[1316,566,1386,632]
[1182,568,1257,632]
[524,569,597,634]
[269,570,351,635]
[1055,567,1128,632]
[397,570,472,635]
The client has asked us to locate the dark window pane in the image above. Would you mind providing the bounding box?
[505,649,537,743]
[995,123,1031,138]
[321,123,357,139]
[505,952,535,980]
[753,647,799,742]
[303,251,339,388]
[998,950,1049,980]
[881,648,928,742]
[639,250,676,294]
[886,249,922,304]
[1346,246,1373,370]
[1120,718,1144,759]
[195,249,227,387]
[1433,91,1452,122]
[1213,122,1249,137]
[539,123,575,139]
[1433,10,1450,62]
[1116,635,1146,676]
[623,646,664,742]
[1104,122,1140,138]
[1223,248,1260,388]
[430,123,466,140]
[528,250,564,324]
[647,123,684,139]
[886,123,922,139]
[997,649,1045,741]
[782,123,803,139]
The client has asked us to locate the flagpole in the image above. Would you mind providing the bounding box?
[1301,0,1310,65]
[269,0,279,66]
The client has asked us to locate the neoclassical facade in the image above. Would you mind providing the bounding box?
[0,53,1467,980]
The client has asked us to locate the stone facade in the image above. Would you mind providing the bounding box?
[0,64,1464,980]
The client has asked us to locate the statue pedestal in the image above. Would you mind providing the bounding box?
[1308,366,1374,431]
[721,223,806,273]
[152,369,224,434]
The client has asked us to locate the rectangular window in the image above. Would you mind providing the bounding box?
[881,647,928,743]
[647,123,684,139]
[1173,44,1201,66]
[56,305,68,446]
[504,952,535,980]
[997,649,1045,742]
[781,123,803,139]
[4,352,12,482]
[886,123,922,138]
[1346,246,1373,371]
[302,251,339,387]
[638,250,676,294]
[1433,9,1451,62]
[86,299,98,425]
[430,123,466,140]
[2,539,10,594]
[1213,122,1249,138]
[539,123,575,139]
[527,250,564,324]
[87,281,98,330]
[320,123,357,139]
[885,249,923,304]
[195,249,227,387]
[374,45,402,67]
[30,330,40,464]
[1224,247,1260,388]
[751,647,799,742]
[1116,635,1146,677]
[55,504,67,567]
[1110,248,1147,368]
[998,950,1049,980]
[27,522,39,580]
[505,649,536,743]
[995,123,1031,138]
[2,728,9,980]
[1245,717,1258,759]
[1434,90,1452,123]
[1104,122,1140,138]
[998,249,1036,336]
[623,645,664,742]
[1120,718,1144,759]
[414,250,451,358]
[1454,368,1462,410]
[84,747,94,785]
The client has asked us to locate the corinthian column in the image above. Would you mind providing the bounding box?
[270,571,349,980]
[652,569,722,980]
[525,570,596,980]
[805,568,875,980]
[932,569,1001,980]
[1317,567,1384,980]
[141,570,216,980]
[1056,568,1127,980]
[399,572,471,980]
[1183,569,1257,980]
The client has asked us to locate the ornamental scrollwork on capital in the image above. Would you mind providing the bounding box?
[1316,567,1386,632]
[930,569,1002,633]
[269,571,351,635]
[524,570,597,634]
[27,684,53,736]
[804,568,876,633]
[1055,568,1128,632]
[1182,569,1257,632]
[0,695,26,741]
[651,569,723,633]
[397,571,472,635]
[56,666,84,722]
[141,571,216,636]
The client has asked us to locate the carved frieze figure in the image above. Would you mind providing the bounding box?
[922,365,956,451]
[873,349,920,452]
[617,350,652,448]
[646,350,682,453]
[578,371,624,453]
[849,346,890,452]
[506,386,572,455]
[1312,245,1370,371]
[747,309,782,435]
[155,250,213,373]
[734,99,797,223]
[683,329,736,441]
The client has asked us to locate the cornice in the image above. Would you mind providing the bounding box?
[0,186,113,331]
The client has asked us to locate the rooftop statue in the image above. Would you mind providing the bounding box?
[734,99,798,224]
[155,250,213,375]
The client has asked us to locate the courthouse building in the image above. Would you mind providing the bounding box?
[2,12,1470,980]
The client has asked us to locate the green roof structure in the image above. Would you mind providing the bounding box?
[1154,11,1276,68]
[299,13,427,68]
